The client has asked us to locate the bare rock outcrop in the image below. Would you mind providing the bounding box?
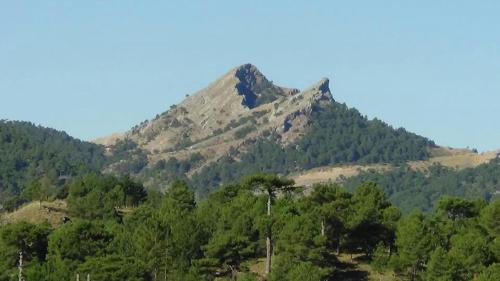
[96,64,334,171]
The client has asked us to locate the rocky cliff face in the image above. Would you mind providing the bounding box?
[96,64,334,170]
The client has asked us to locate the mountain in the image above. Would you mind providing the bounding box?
[0,121,106,208]
[97,64,435,194]
[97,64,332,164]
[1,64,498,212]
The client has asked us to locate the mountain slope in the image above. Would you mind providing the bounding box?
[0,121,106,206]
[190,101,434,195]
[98,64,333,164]
[1,64,497,214]
[98,64,435,194]
[341,157,500,213]
[292,147,500,187]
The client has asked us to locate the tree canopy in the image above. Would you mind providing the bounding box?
[0,121,106,209]
[1,173,498,281]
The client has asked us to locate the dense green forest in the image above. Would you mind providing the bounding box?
[105,139,149,175]
[342,159,500,213]
[0,173,498,281]
[1,112,497,280]
[0,121,106,209]
[107,102,434,195]
[147,102,434,196]
[0,101,435,209]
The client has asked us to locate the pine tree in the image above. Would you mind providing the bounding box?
[244,174,295,276]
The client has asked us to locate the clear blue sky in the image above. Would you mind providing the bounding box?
[1,1,499,151]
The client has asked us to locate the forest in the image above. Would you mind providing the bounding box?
[1,108,498,281]
[166,102,435,196]
[0,172,499,281]
[0,102,436,209]
[0,121,106,210]
[342,159,500,213]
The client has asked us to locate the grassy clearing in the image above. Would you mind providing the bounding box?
[215,255,399,281]
[1,200,68,227]
[336,254,400,281]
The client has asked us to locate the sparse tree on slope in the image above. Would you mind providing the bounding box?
[243,173,295,276]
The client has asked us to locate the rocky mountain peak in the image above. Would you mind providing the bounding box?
[315,77,330,93]
[97,64,336,173]
[303,77,333,105]
[230,64,288,109]
[233,63,267,85]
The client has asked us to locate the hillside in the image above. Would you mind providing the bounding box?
[291,147,500,213]
[292,147,500,187]
[0,200,67,227]
[1,65,499,281]
[97,64,435,194]
[342,157,500,213]
[1,173,498,281]
[96,64,315,152]
[2,65,498,214]
[0,121,106,209]
[92,64,500,213]
[98,64,336,173]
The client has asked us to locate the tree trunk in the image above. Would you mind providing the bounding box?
[18,252,24,281]
[321,219,325,237]
[265,193,272,275]
[267,193,271,216]
[266,236,272,275]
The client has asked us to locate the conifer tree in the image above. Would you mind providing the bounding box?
[244,174,295,275]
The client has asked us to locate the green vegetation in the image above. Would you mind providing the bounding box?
[234,125,256,139]
[192,103,434,196]
[0,104,495,280]
[137,153,205,188]
[387,198,499,280]
[211,113,266,138]
[342,158,500,213]
[4,172,497,281]
[66,173,147,220]
[36,101,433,202]
[105,139,149,174]
[243,174,296,275]
[0,121,106,209]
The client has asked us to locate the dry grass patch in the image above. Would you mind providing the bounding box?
[1,200,68,227]
[336,254,400,281]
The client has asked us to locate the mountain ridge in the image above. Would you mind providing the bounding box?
[87,64,500,197]
[96,64,336,173]
[87,64,447,194]
[1,64,499,210]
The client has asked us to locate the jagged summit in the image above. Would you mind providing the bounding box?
[210,63,291,109]
[311,77,330,93]
[234,64,279,108]
[96,64,336,172]
[92,64,453,195]
[233,63,265,81]
[302,77,333,102]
